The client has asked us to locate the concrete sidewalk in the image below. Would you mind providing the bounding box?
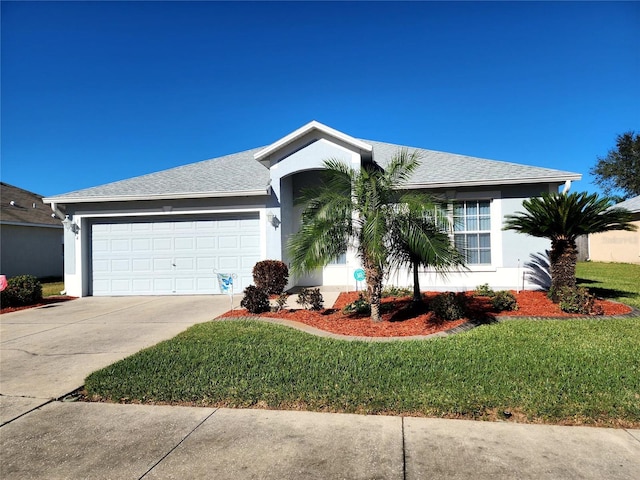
[1,402,638,479]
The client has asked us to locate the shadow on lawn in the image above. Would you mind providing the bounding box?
[577,277,637,302]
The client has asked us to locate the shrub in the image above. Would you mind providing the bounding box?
[240,285,270,314]
[342,292,371,315]
[491,291,518,311]
[382,285,412,298]
[430,292,468,320]
[296,288,324,311]
[252,260,289,295]
[0,275,43,308]
[556,286,603,315]
[473,283,495,297]
[273,293,289,312]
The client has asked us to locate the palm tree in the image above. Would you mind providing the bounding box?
[289,150,456,322]
[387,201,466,303]
[504,191,636,301]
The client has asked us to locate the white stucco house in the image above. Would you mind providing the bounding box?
[44,121,581,297]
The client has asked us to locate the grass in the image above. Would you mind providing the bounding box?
[41,281,65,297]
[84,262,640,427]
[577,262,640,309]
[85,318,640,427]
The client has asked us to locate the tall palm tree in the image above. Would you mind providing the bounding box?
[289,150,454,322]
[387,200,466,303]
[504,191,636,301]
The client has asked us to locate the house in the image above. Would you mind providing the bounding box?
[43,121,581,297]
[1,182,64,279]
[588,195,640,264]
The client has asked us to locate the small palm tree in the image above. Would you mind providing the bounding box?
[289,150,457,322]
[387,201,466,303]
[504,191,636,301]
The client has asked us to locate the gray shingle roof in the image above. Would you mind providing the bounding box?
[45,147,271,202]
[1,183,62,227]
[45,137,580,203]
[366,140,580,188]
[613,195,640,213]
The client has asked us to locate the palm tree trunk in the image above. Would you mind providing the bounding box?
[363,258,383,322]
[549,238,578,302]
[412,259,422,303]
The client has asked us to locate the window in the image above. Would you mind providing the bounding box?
[329,252,347,265]
[453,200,491,265]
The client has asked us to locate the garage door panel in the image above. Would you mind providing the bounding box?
[218,236,238,249]
[153,258,174,273]
[111,259,130,272]
[175,238,194,250]
[153,238,172,251]
[132,259,152,272]
[92,215,260,295]
[111,239,130,252]
[132,238,151,251]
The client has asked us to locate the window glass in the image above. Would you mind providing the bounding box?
[453,200,491,265]
[329,252,347,265]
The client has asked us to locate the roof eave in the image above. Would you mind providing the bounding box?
[0,220,62,229]
[43,189,270,204]
[402,174,583,190]
[253,120,373,161]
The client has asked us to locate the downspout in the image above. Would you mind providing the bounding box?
[561,180,572,194]
[50,202,66,220]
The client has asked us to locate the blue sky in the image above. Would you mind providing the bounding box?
[2,1,638,198]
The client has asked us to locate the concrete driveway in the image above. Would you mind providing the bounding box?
[0,295,232,425]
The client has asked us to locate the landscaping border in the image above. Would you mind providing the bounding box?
[215,302,639,342]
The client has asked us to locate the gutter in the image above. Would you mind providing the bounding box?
[43,189,270,204]
[400,174,582,190]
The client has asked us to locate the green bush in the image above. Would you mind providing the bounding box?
[252,260,289,295]
[240,285,270,314]
[430,292,468,320]
[473,283,495,297]
[382,285,412,298]
[342,292,371,315]
[296,288,324,311]
[0,275,43,308]
[491,291,518,311]
[556,286,603,315]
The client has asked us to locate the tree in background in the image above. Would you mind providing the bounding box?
[591,131,639,201]
[504,192,636,302]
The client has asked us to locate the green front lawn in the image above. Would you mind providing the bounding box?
[577,262,640,309]
[85,261,640,427]
[85,263,640,428]
[85,319,639,426]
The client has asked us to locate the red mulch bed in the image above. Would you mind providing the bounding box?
[0,296,77,314]
[220,290,633,338]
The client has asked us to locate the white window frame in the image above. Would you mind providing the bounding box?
[453,199,492,265]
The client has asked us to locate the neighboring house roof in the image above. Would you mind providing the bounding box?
[612,195,640,213]
[44,122,581,203]
[1,182,62,228]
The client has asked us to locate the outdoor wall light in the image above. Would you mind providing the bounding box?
[62,215,80,234]
[266,212,280,228]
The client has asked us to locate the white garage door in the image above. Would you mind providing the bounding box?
[91,215,260,295]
